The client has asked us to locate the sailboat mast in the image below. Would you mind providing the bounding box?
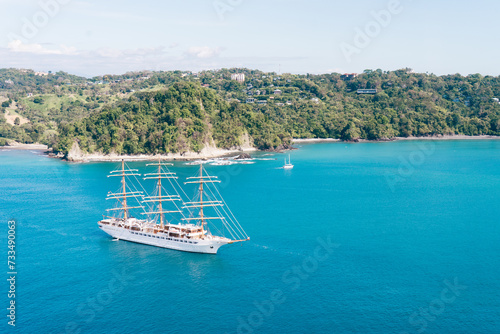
[199,164,204,233]
[158,160,164,228]
[122,159,128,219]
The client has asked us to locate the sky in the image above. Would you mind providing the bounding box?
[0,0,499,78]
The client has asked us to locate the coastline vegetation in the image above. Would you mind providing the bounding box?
[1,68,499,155]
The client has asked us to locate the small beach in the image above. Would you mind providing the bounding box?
[293,134,499,144]
[0,142,48,150]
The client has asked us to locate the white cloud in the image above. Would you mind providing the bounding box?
[0,40,309,77]
[6,40,166,60]
[91,46,165,59]
[186,46,223,59]
[94,48,123,58]
[7,40,77,55]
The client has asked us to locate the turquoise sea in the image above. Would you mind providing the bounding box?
[1,140,499,334]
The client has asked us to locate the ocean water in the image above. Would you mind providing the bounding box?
[0,140,499,334]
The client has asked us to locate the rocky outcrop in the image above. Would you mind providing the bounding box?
[66,141,83,161]
[239,132,254,150]
[234,153,252,160]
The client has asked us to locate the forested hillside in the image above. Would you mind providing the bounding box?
[53,82,280,154]
[1,68,499,153]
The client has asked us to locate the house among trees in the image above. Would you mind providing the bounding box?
[357,89,377,94]
[231,73,245,83]
[274,89,282,95]
[341,73,358,81]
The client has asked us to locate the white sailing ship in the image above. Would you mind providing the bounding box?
[98,160,249,254]
[283,154,294,169]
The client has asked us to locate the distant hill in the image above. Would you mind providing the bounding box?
[1,68,499,153]
[53,82,278,155]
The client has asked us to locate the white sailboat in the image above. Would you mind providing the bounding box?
[283,154,294,169]
[98,160,249,254]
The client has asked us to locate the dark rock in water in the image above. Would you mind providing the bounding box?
[235,153,252,160]
[47,151,65,159]
[264,144,297,153]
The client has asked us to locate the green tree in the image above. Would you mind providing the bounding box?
[340,122,361,141]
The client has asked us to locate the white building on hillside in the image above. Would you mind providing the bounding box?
[231,73,245,83]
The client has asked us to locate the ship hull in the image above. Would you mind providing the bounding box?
[98,222,228,254]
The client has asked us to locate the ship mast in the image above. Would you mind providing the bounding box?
[199,164,204,233]
[122,160,128,219]
[142,159,182,229]
[182,164,250,243]
[106,159,143,219]
[183,164,224,236]
[158,162,163,226]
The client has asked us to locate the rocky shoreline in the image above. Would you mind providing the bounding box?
[56,141,257,163]
[2,135,498,162]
